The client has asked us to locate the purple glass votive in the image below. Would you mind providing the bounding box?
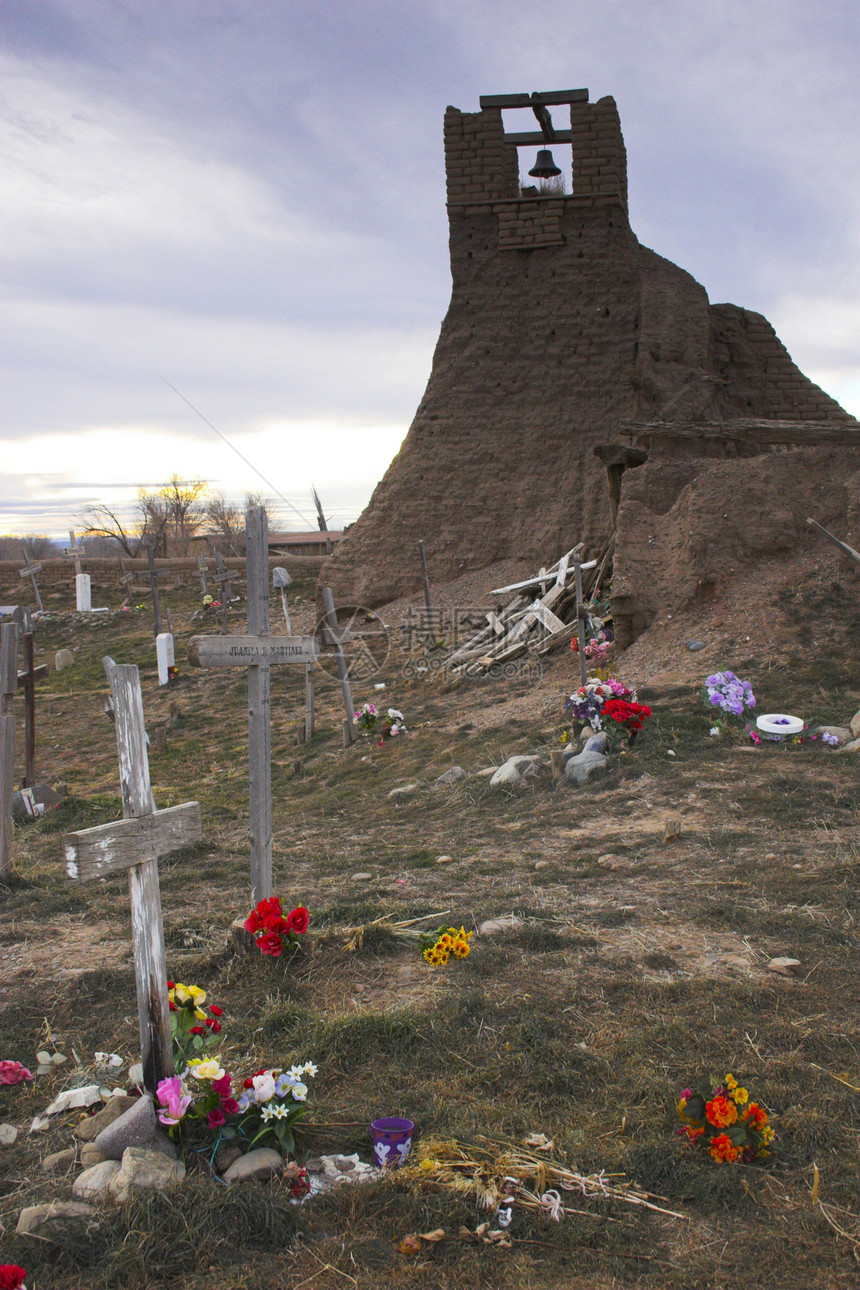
[369,1116,415,1167]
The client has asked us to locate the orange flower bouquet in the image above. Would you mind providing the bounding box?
[677,1073,775,1163]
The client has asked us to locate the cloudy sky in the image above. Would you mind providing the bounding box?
[2,0,858,538]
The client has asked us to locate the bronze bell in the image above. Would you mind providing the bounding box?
[528,148,561,179]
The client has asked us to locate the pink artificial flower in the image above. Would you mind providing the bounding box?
[0,1061,33,1085]
[206,1108,226,1130]
[156,1074,191,1126]
[221,1096,240,1116]
[211,1073,232,1097]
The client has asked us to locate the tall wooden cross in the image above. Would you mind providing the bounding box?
[187,508,318,902]
[145,545,163,637]
[63,661,202,1092]
[0,623,17,875]
[17,632,48,787]
[65,530,83,576]
[212,551,235,634]
[18,546,44,613]
[196,555,209,597]
[118,557,138,607]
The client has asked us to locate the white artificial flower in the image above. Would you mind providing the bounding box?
[302,1062,318,1077]
[252,1071,277,1103]
[287,1064,305,1081]
[709,727,720,737]
[261,1103,275,1122]
[291,1081,308,1101]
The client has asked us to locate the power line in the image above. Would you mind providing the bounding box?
[161,377,317,529]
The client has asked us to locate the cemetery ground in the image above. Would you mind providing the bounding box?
[1,574,859,1289]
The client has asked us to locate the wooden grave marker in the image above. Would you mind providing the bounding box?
[18,546,44,613]
[64,661,201,1092]
[573,552,588,687]
[273,567,315,743]
[196,554,209,597]
[0,623,17,875]
[16,631,49,786]
[187,508,318,902]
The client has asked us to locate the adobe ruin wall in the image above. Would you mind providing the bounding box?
[320,90,858,636]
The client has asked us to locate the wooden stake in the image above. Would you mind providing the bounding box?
[304,663,315,741]
[573,553,588,686]
[145,545,163,638]
[246,507,272,904]
[321,587,356,744]
[418,540,435,649]
[0,623,17,875]
[18,632,48,787]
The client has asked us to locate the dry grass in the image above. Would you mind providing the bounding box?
[1,574,859,1288]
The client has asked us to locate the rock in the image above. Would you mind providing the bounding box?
[387,784,417,798]
[55,648,76,671]
[767,957,801,976]
[479,916,524,936]
[475,767,499,777]
[73,1159,122,1200]
[836,737,860,754]
[564,749,608,786]
[214,1142,243,1174]
[93,1093,157,1159]
[597,853,633,870]
[45,1084,103,1116]
[685,640,705,651]
[0,1123,18,1145]
[582,732,608,754]
[351,872,372,881]
[222,1147,284,1184]
[128,1063,144,1088]
[79,1144,108,1169]
[813,725,851,745]
[109,1146,186,1200]
[434,766,467,787]
[42,1147,77,1173]
[436,854,454,864]
[16,1200,96,1240]
[75,1094,137,1142]
[850,709,860,739]
[489,755,541,787]
[534,860,549,869]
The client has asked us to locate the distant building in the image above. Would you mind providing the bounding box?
[267,531,344,556]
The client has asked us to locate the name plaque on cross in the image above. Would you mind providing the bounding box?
[187,635,318,668]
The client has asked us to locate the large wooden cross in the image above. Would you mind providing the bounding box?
[63,661,202,1092]
[18,546,44,613]
[188,509,318,902]
[17,632,48,787]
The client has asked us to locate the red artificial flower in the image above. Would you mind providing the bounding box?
[206,1108,225,1130]
[257,931,283,957]
[211,1073,232,1096]
[190,1025,204,1036]
[167,980,175,989]
[221,1096,240,1116]
[286,905,309,935]
[205,1020,222,1034]
[263,914,289,933]
[168,1001,177,1012]
[209,1005,223,1017]
[243,1077,255,1089]
[288,1168,311,1199]
[244,896,283,935]
[0,1267,27,1290]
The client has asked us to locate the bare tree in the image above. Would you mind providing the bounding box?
[79,503,146,556]
[0,534,56,559]
[80,476,208,557]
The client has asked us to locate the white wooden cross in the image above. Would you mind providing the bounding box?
[187,508,318,902]
[63,661,202,1092]
[18,546,44,613]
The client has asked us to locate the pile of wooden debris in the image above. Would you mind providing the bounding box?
[437,538,613,677]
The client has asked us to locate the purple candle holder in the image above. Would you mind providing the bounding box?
[369,1116,415,1167]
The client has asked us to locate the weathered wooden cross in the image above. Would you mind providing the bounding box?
[212,550,236,634]
[64,530,92,612]
[118,557,138,607]
[0,623,17,875]
[321,588,357,746]
[187,508,318,901]
[63,660,202,1092]
[17,631,49,787]
[18,546,44,613]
